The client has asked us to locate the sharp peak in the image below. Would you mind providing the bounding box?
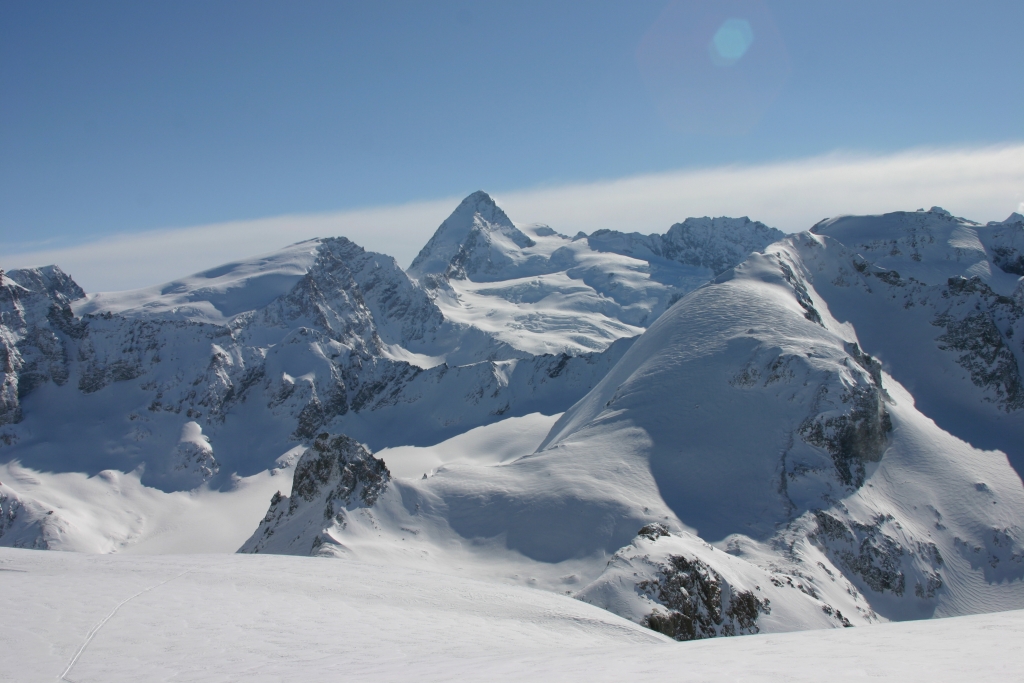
[461,190,496,204]
[407,191,521,277]
[446,190,514,229]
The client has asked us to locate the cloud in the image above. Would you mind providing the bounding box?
[5,143,1023,293]
[2,199,460,294]
[496,143,1024,236]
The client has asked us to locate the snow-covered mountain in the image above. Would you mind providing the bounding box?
[0,192,777,537]
[409,191,785,355]
[241,207,1024,638]
[2,196,1023,647]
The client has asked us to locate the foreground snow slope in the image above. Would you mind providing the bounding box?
[3,547,1022,683]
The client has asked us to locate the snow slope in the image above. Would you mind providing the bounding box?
[0,453,297,554]
[3,547,1023,683]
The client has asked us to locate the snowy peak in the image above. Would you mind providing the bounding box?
[661,217,787,275]
[585,216,785,276]
[3,265,85,305]
[810,208,1024,294]
[407,191,535,280]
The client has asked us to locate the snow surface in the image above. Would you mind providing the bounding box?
[0,453,296,554]
[2,547,1022,683]
[74,239,322,325]
[376,411,560,478]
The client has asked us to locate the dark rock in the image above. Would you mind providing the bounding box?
[639,553,770,641]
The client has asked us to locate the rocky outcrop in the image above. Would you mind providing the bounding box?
[799,382,892,489]
[640,552,771,641]
[167,421,220,489]
[933,276,1023,412]
[240,433,389,556]
[0,266,85,426]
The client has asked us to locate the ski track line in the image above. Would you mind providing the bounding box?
[58,568,192,682]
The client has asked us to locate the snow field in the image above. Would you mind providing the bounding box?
[2,547,1022,683]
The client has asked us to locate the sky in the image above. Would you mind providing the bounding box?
[2,0,1023,291]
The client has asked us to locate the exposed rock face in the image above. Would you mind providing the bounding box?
[576,527,853,640]
[0,266,84,427]
[641,553,771,641]
[810,510,948,601]
[240,433,389,556]
[290,433,389,509]
[799,382,892,489]
[933,276,1023,412]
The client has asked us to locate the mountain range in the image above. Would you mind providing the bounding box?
[2,193,1022,642]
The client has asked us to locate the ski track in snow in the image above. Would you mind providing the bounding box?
[59,569,192,682]
[2,548,1022,683]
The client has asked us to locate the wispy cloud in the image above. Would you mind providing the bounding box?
[5,144,1022,293]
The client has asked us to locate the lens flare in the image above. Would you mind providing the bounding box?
[710,18,754,66]
[635,0,791,135]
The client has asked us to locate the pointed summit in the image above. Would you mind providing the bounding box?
[408,191,532,279]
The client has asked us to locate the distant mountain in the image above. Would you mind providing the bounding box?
[410,191,785,355]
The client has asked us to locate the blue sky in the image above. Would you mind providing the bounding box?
[2,1,1023,288]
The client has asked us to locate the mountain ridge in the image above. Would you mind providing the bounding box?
[2,194,1022,645]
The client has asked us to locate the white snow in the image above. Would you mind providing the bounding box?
[2,547,1022,683]
[74,239,322,324]
[376,411,561,478]
[0,454,296,554]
